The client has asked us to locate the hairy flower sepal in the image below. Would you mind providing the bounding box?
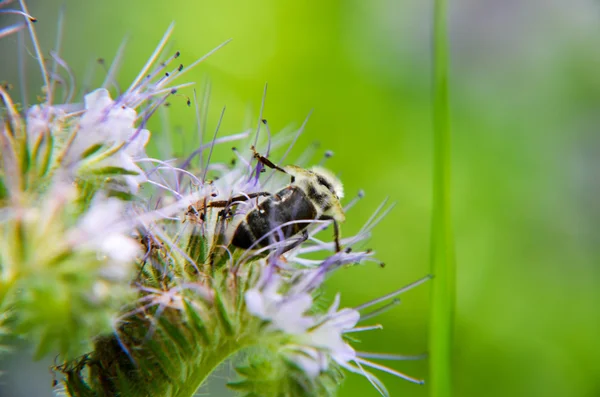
[229,346,343,397]
[60,263,262,397]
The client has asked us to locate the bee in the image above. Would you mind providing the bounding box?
[188,147,345,253]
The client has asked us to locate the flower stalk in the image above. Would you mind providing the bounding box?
[429,0,456,396]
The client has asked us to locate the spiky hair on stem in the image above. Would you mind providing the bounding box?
[0,2,430,397]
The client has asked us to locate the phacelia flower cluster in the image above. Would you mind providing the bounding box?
[0,3,428,397]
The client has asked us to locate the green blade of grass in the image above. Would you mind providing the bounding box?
[429,0,455,396]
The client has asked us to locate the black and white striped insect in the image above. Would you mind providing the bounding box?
[188,148,345,253]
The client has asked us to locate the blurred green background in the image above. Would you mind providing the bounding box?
[1,0,600,396]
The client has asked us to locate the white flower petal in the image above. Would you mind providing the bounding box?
[272,293,314,334]
[288,349,323,378]
[99,234,140,266]
[245,289,268,319]
[328,308,360,330]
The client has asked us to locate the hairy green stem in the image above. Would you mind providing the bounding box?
[429,0,455,396]
[174,341,245,397]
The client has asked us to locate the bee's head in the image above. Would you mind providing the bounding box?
[283,165,345,222]
[283,165,344,200]
[309,166,344,199]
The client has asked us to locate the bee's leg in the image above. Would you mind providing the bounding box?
[207,208,231,270]
[251,145,288,174]
[205,191,271,209]
[227,191,271,204]
[206,192,271,269]
[320,215,342,252]
[332,219,342,252]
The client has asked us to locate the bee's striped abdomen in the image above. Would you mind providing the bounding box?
[231,186,317,249]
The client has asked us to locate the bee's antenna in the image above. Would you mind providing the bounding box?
[251,146,287,174]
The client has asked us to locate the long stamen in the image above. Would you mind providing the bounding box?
[301,196,387,253]
[128,50,181,102]
[358,298,401,322]
[231,147,253,174]
[126,22,175,93]
[49,50,76,103]
[344,324,383,333]
[134,90,174,134]
[317,150,334,166]
[354,275,433,311]
[134,82,195,104]
[160,39,232,87]
[198,81,211,169]
[0,20,25,40]
[263,110,313,185]
[19,0,51,104]
[201,106,226,184]
[293,140,319,166]
[179,130,249,171]
[191,89,203,173]
[102,36,129,90]
[0,8,36,20]
[352,361,389,397]
[356,357,425,385]
[253,83,268,148]
[344,189,365,212]
[0,0,16,8]
[262,118,273,158]
[16,29,27,108]
[357,352,428,361]
[146,180,183,199]
[48,5,65,101]
[138,158,202,186]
